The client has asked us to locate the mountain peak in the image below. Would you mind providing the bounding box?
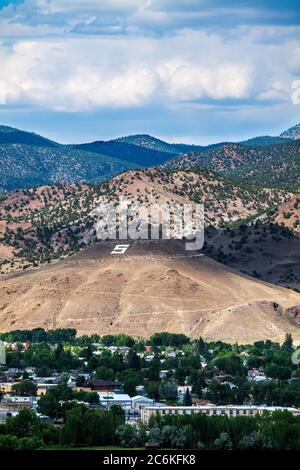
[114,134,180,154]
[0,124,59,147]
[280,123,300,139]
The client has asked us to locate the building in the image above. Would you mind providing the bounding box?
[131,395,155,411]
[74,386,92,393]
[247,369,271,382]
[90,379,122,392]
[159,370,170,380]
[141,405,300,425]
[177,385,193,395]
[37,383,58,396]
[98,392,131,410]
[2,396,37,409]
[0,383,14,394]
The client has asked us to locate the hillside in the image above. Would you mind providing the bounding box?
[73,140,175,167]
[1,124,299,192]
[114,134,226,154]
[1,239,300,343]
[0,143,135,191]
[204,222,300,292]
[0,125,58,147]
[226,153,300,189]
[280,123,300,140]
[240,136,292,147]
[162,141,300,188]
[111,168,290,224]
[115,134,184,154]
[0,168,293,273]
[272,195,300,234]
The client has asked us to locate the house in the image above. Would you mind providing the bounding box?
[159,370,170,380]
[223,381,237,390]
[0,383,15,394]
[37,383,58,396]
[166,351,176,358]
[177,385,193,395]
[144,355,155,362]
[90,379,122,392]
[36,375,61,383]
[74,386,92,393]
[131,395,154,411]
[106,346,129,356]
[76,373,92,381]
[24,367,36,375]
[247,369,271,383]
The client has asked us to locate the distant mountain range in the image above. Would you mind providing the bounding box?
[0,123,298,191]
[240,135,292,147]
[1,122,300,341]
[162,140,300,189]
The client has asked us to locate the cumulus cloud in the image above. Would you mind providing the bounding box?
[0,0,299,143]
[0,26,297,112]
[164,62,252,101]
[0,39,158,110]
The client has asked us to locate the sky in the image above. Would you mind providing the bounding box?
[0,0,299,144]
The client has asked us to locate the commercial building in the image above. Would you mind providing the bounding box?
[98,392,132,410]
[141,404,300,425]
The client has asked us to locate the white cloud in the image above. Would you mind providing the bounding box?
[164,62,252,101]
[0,38,161,110]
[0,13,298,112]
[257,80,289,102]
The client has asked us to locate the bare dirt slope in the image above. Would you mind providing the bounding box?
[1,240,300,343]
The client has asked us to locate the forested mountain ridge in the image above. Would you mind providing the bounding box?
[162,140,300,189]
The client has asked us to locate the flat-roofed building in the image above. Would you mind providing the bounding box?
[98,392,131,410]
[141,405,300,425]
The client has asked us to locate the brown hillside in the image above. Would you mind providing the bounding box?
[0,239,300,343]
[0,169,291,274]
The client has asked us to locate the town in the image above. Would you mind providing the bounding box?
[0,329,300,450]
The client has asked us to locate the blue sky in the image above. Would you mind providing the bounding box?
[0,0,299,144]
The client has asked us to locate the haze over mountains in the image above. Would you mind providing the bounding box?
[0,122,300,341]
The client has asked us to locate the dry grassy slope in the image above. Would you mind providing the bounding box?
[273,195,300,234]
[0,239,300,343]
[0,168,293,274]
[0,183,104,271]
[109,168,290,226]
